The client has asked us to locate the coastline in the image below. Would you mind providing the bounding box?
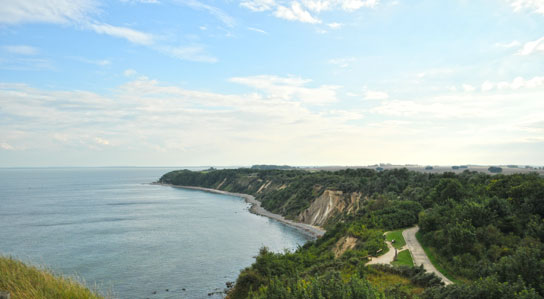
[154,183,326,239]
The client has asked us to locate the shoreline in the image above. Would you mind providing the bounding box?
[154,183,326,239]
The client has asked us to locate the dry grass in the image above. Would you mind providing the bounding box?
[0,256,106,299]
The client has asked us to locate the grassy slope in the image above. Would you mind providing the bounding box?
[392,250,413,267]
[415,232,462,284]
[385,230,406,249]
[0,256,105,299]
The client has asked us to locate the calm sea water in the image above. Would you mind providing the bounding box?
[0,168,310,298]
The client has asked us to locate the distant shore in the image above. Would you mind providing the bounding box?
[154,183,326,239]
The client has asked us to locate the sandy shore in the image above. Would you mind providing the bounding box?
[155,183,326,239]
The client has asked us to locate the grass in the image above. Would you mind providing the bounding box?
[0,256,106,299]
[366,268,424,296]
[415,232,462,284]
[386,229,406,249]
[392,250,413,267]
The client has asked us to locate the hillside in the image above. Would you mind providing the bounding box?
[159,168,544,298]
[0,256,105,299]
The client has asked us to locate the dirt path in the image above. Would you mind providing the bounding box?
[366,241,398,265]
[403,226,453,285]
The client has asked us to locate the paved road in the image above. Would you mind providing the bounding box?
[403,226,453,285]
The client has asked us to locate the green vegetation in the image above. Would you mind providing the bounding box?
[160,168,544,298]
[488,166,503,173]
[415,232,460,284]
[386,230,406,249]
[392,250,413,267]
[0,256,105,299]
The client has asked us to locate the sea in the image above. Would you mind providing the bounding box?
[0,167,311,298]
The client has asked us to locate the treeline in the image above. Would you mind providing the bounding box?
[159,168,544,298]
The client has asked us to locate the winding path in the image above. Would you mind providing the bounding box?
[403,226,453,285]
[366,241,398,265]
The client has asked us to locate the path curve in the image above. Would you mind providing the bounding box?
[403,226,453,285]
[366,241,397,265]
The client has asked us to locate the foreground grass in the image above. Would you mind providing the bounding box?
[386,229,406,249]
[0,256,105,299]
[392,250,413,267]
[415,232,462,284]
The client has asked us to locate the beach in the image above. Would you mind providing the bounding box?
[156,183,326,239]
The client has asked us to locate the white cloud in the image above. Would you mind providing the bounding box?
[241,0,277,12]
[0,57,54,71]
[176,0,235,27]
[364,90,389,100]
[301,0,378,12]
[120,0,159,3]
[518,36,544,55]
[0,0,96,24]
[0,142,15,150]
[1,75,543,166]
[481,81,494,92]
[327,22,343,29]
[0,0,157,48]
[248,27,268,34]
[462,84,476,92]
[124,69,138,77]
[481,76,544,91]
[70,56,111,66]
[507,0,544,15]
[159,45,218,63]
[495,40,521,48]
[329,57,355,68]
[88,23,154,45]
[2,45,39,55]
[94,137,110,145]
[229,75,339,104]
[241,0,378,23]
[275,2,322,23]
[338,0,378,11]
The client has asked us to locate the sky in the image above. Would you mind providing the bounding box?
[0,0,543,167]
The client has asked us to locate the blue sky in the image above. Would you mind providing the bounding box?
[0,0,543,167]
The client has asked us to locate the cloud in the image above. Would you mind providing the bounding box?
[159,45,218,63]
[275,2,322,23]
[0,57,54,71]
[507,0,544,15]
[120,0,159,3]
[88,23,154,45]
[0,0,96,24]
[229,75,340,104]
[248,27,268,34]
[2,45,39,55]
[241,0,378,23]
[337,0,378,11]
[124,69,138,77]
[301,0,378,12]
[495,40,521,48]
[364,90,389,100]
[175,0,235,27]
[329,57,356,68]
[241,0,277,11]
[0,142,15,150]
[327,22,343,29]
[518,36,544,55]
[70,56,111,66]
[462,84,476,92]
[480,76,544,91]
[94,137,110,145]
[1,75,543,166]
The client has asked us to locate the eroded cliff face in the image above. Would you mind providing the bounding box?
[297,190,361,227]
[333,236,358,258]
